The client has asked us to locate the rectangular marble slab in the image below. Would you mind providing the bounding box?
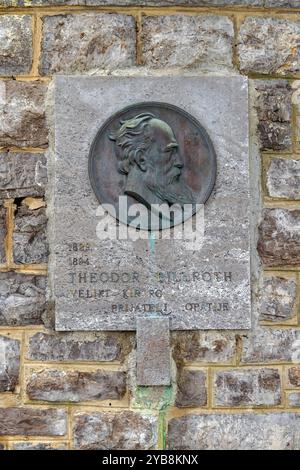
[52,76,251,331]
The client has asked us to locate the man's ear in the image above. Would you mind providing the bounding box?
[135,150,147,172]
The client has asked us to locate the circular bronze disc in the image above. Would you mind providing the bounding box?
[89,102,217,230]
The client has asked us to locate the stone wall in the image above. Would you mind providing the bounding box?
[0,0,300,450]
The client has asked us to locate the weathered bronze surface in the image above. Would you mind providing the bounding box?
[89,102,217,229]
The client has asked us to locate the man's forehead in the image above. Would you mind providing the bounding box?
[149,118,177,141]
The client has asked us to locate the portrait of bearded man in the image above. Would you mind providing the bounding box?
[108,112,195,209]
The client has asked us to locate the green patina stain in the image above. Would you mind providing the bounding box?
[132,386,172,449]
[139,232,170,449]
[148,231,156,254]
[158,412,167,450]
[133,385,174,411]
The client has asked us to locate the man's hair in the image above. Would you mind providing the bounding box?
[109,112,155,175]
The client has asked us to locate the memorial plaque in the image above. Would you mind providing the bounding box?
[89,102,216,229]
[52,76,251,331]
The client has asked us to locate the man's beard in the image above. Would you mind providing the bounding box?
[145,171,195,206]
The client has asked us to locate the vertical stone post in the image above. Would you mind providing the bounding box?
[136,317,171,386]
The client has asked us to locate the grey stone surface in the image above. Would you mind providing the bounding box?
[214,368,281,406]
[27,331,133,362]
[172,331,236,363]
[265,0,300,5]
[254,80,292,151]
[141,15,234,72]
[53,76,251,331]
[0,15,32,76]
[40,13,136,75]
[287,367,300,387]
[73,410,158,449]
[2,1,300,7]
[1,0,84,3]
[258,208,300,267]
[0,81,48,148]
[0,408,66,436]
[26,368,126,402]
[11,442,67,450]
[0,205,6,264]
[168,413,300,450]
[259,275,297,322]
[0,152,47,199]
[13,204,48,264]
[288,393,300,407]
[0,335,20,392]
[0,273,46,326]
[137,317,170,386]
[297,116,300,149]
[266,158,300,200]
[241,329,300,363]
[239,17,300,75]
[175,369,207,407]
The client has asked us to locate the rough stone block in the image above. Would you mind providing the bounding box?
[265,1,300,6]
[141,15,234,72]
[0,335,20,392]
[258,208,300,267]
[241,329,300,363]
[254,80,292,151]
[26,368,126,402]
[0,408,66,436]
[0,272,46,326]
[39,13,136,75]
[175,369,207,408]
[294,80,300,108]
[3,1,300,7]
[0,205,6,264]
[296,116,300,149]
[168,413,300,450]
[287,367,300,387]
[214,368,281,406]
[13,203,48,264]
[0,15,32,76]
[172,331,236,364]
[259,274,297,322]
[266,158,300,200]
[239,17,300,75]
[0,81,48,148]
[1,0,84,4]
[27,331,133,362]
[10,442,67,450]
[73,411,158,449]
[0,0,82,7]
[288,393,300,407]
[0,152,47,199]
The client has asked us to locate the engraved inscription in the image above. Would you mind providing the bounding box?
[64,241,233,319]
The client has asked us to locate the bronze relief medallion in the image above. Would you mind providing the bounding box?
[89,102,217,230]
